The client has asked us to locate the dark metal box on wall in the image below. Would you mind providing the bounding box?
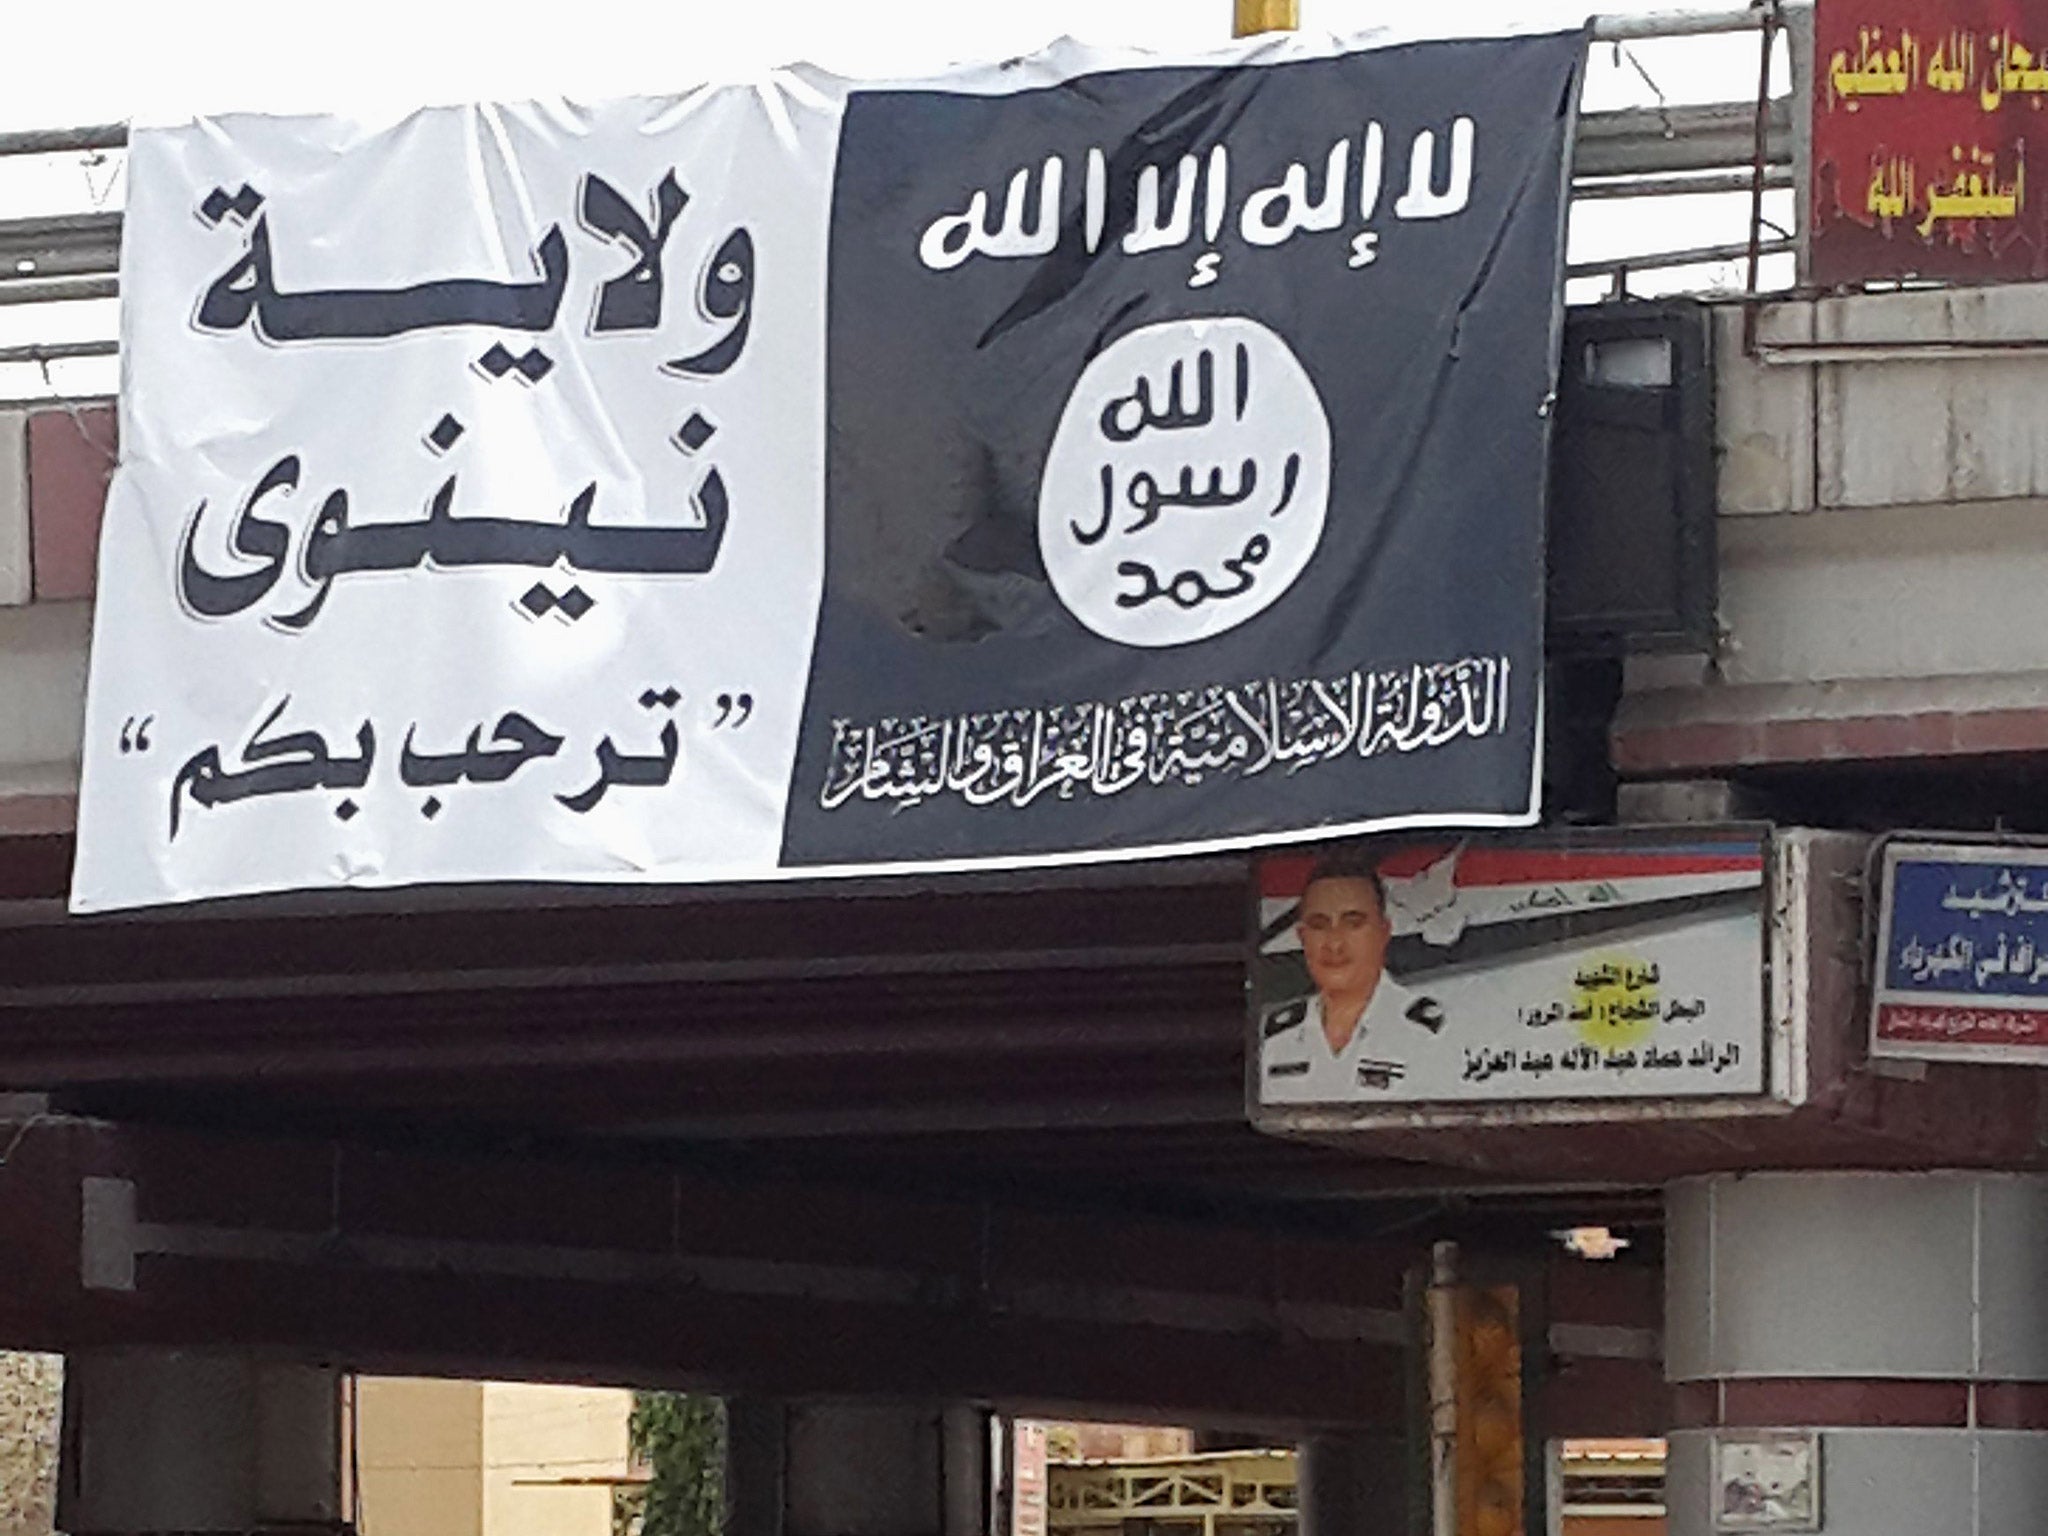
[1545,299,1717,654]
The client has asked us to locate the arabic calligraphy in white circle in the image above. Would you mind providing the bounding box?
[1038,316,1331,649]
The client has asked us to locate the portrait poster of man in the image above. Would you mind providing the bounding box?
[1249,830,1771,1112]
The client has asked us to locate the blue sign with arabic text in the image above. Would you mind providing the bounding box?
[1881,847,2048,997]
[1872,839,2048,1061]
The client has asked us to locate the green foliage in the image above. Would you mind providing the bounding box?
[630,1393,728,1536]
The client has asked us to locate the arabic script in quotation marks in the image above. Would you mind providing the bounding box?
[1039,317,1330,648]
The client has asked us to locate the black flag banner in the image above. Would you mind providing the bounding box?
[72,27,1585,911]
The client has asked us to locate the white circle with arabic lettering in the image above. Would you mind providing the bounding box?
[1038,316,1331,649]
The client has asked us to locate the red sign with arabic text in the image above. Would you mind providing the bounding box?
[1813,0,2048,282]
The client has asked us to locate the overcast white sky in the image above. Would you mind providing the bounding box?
[0,0,1775,126]
[0,0,1792,396]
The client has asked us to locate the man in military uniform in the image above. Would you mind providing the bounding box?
[1259,854,1440,1104]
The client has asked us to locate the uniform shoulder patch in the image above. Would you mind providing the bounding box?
[1261,997,1310,1038]
[1404,995,1445,1034]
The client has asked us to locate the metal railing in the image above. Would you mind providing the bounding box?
[0,6,1806,367]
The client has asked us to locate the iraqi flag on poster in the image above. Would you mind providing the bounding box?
[70,25,1587,912]
[1260,834,1768,946]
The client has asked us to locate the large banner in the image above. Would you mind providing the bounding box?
[72,28,1583,911]
[1812,0,2048,284]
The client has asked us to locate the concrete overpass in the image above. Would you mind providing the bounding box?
[4,10,2048,1534]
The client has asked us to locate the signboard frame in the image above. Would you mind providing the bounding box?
[1808,0,2048,287]
[1868,829,2048,1064]
[1245,822,1780,1131]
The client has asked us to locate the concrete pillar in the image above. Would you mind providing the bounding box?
[56,1351,342,1535]
[1297,1430,1411,1536]
[1664,1172,2048,1536]
[728,1399,990,1536]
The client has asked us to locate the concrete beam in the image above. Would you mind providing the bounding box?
[0,1117,1418,1432]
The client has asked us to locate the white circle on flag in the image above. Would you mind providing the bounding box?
[1038,316,1331,649]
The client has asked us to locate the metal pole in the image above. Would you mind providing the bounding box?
[1234,0,1299,37]
[1590,5,1787,40]
[1741,2,1784,355]
[0,340,117,365]
[1426,1241,1458,1536]
[1574,166,1792,198]
[1566,234,1795,280]
[0,124,127,158]
[0,276,117,306]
